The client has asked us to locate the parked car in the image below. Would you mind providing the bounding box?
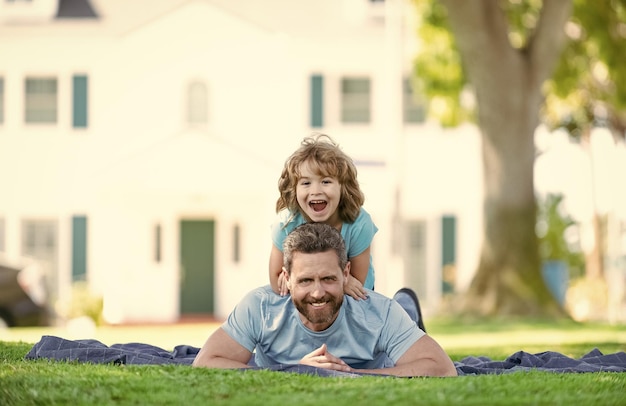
[0,257,50,327]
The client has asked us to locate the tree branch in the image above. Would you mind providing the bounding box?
[527,0,573,85]
[439,0,514,84]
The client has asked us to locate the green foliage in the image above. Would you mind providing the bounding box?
[59,282,104,325]
[536,193,575,260]
[411,0,546,126]
[536,194,585,275]
[542,0,626,136]
[412,0,626,137]
[412,0,470,126]
[500,0,543,49]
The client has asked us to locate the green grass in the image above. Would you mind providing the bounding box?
[429,316,626,360]
[1,319,625,405]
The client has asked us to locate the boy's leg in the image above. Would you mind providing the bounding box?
[392,288,426,333]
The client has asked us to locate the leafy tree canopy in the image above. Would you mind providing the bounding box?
[412,0,626,138]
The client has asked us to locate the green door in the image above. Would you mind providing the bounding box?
[179,220,215,315]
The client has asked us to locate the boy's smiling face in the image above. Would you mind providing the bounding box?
[296,160,342,227]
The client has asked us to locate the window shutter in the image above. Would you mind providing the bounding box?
[72,215,88,281]
[441,215,456,267]
[310,74,323,128]
[72,75,88,128]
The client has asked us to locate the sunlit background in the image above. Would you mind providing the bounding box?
[0,0,624,331]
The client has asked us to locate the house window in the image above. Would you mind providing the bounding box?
[187,80,208,125]
[22,219,58,298]
[22,220,57,256]
[25,77,57,123]
[406,220,427,300]
[403,78,426,124]
[341,77,370,123]
[0,77,4,124]
[2,0,58,23]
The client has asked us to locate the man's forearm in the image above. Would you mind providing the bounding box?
[357,358,458,377]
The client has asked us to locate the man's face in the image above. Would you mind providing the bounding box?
[285,250,350,332]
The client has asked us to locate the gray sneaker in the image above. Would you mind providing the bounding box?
[392,288,426,333]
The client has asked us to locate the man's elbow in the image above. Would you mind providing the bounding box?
[426,354,458,377]
[436,361,458,377]
[191,356,209,368]
[404,355,458,377]
[191,352,222,369]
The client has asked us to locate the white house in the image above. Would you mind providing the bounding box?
[0,0,484,324]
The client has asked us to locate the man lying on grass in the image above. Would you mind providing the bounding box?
[193,223,457,377]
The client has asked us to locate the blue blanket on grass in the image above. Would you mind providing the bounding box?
[24,335,626,376]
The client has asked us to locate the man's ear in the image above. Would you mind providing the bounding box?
[343,261,351,283]
[282,266,290,288]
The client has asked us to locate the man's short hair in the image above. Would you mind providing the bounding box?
[282,223,348,274]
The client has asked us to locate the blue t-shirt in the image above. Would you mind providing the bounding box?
[222,285,425,369]
[271,208,378,289]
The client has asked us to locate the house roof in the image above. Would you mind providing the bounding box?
[56,0,99,19]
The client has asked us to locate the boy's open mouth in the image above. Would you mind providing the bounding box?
[309,200,327,212]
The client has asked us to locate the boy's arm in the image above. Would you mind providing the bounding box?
[348,247,370,285]
[344,247,370,300]
[269,245,288,295]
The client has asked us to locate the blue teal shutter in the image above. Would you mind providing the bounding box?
[441,215,456,293]
[72,75,88,128]
[72,215,88,281]
[310,74,323,128]
[441,215,456,266]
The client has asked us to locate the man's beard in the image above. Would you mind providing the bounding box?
[294,294,343,326]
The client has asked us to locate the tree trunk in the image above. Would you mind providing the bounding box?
[440,0,572,317]
[465,82,563,316]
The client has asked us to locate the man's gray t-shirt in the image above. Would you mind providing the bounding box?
[221,285,425,369]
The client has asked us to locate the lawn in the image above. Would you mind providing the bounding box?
[1,318,625,405]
